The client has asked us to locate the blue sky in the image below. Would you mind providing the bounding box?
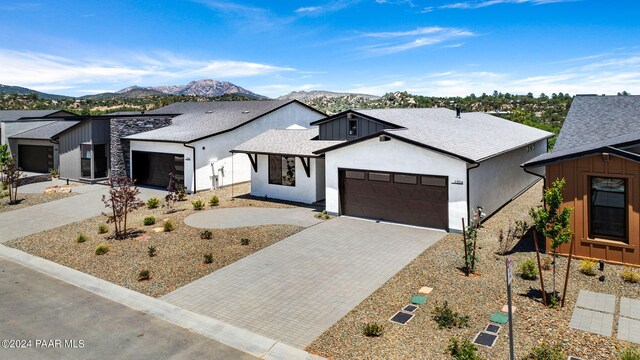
[0,0,638,97]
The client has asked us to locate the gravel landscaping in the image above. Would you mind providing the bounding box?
[0,190,76,213]
[5,183,305,297]
[306,181,640,359]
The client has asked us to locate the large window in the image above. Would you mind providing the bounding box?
[81,144,92,178]
[81,143,108,179]
[590,177,626,241]
[268,155,295,186]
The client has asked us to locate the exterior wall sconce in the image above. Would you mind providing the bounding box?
[379,135,391,142]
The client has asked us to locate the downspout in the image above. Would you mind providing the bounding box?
[522,165,546,204]
[466,162,480,228]
[183,143,196,194]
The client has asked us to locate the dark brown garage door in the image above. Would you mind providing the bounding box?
[132,151,184,189]
[340,169,448,229]
[18,145,53,173]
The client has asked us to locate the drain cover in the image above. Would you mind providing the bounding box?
[490,312,509,324]
[410,295,427,305]
[403,305,418,313]
[389,311,414,325]
[485,324,501,334]
[473,331,498,348]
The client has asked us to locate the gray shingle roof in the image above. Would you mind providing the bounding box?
[344,108,553,162]
[0,110,64,122]
[232,127,344,157]
[125,101,294,142]
[554,95,640,152]
[524,95,640,167]
[9,121,81,140]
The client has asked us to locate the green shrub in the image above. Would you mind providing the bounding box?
[619,346,640,360]
[177,187,187,201]
[579,259,598,276]
[95,243,110,255]
[143,216,156,226]
[520,258,539,280]
[203,253,213,264]
[362,322,383,337]
[1,183,7,191]
[192,199,205,210]
[163,220,174,232]
[524,342,565,360]
[48,168,59,178]
[314,210,332,220]
[148,246,156,257]
[621,267,640,283]
[138,269,150,281]
[542,256,553,270]
[98,224,109,234]
[200,230,213,240]
[448,337,480,360]
[76,233,88,243]
[208,195,219,207]
[146,197,160,209]
[432,301,469,329]
[240,238,250,246]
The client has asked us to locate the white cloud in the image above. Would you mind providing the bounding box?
[359,27,475,54]
[439,0,577,10]
[0,49,295,94]
[294,0,361,15]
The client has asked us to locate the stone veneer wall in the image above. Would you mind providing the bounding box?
[110,117,172,178]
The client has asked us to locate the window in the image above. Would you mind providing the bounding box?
[421,176,447,187]
[93,144,108,179]
[269,155,295,186]
[81,144,92,178]
[348,119,358,136]
[394,174,417,184]
[590,177,626,241]
[368,172,390,182]
[345,170,365,180]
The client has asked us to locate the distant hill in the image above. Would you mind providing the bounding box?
[130,79,268,99]
[82,87,167,99]
[278,90,380,101]
[0,84,69,100]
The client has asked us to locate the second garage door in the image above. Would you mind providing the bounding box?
[18,145,53,173]
[132,151,184,189]
[340,169,448,229]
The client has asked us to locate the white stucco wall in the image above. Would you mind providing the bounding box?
[189,102,324,192]
[250,154,321,204]
[469,138,548,220]
[324,137,469,232]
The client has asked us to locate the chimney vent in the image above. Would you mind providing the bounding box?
[455,106,461,118]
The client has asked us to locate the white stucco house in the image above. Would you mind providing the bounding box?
[123,100,325,193]
[232,108,552,232]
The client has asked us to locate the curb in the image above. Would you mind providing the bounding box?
[0,244,324,360]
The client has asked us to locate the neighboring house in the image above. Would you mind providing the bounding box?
[523,95,640,265]
[234,108,552,232]
[123,101,326,193]
[0,110,78,172]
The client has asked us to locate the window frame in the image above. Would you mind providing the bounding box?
[348,119,358,137]
[268,154,296,187]
[588,176,628,242]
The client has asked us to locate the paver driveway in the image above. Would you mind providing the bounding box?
[0,183,165,243]
[162,217,445,348]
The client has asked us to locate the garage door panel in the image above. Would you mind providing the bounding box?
[18,145,53,173]
[132,151,184,189]
[341,170,448,229]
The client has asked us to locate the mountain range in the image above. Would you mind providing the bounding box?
[0,84,70,100]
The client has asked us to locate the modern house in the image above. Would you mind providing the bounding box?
[0,110,78,172]
[123,100,325,193]
[523,95,640,265]
[234,108,552,232]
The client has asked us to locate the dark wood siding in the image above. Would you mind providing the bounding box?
[319,114,391,140]
[340,169,448,229]
[547,154,640,265]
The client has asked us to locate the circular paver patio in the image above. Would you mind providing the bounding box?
[184,207,324,229]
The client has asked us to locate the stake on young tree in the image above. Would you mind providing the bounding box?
[532,231,547,307]
[462,218,470,276]
[561,237,574,308]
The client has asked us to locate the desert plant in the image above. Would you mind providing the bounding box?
[177,186,187,201]
[542,256,553,270]
[148,246,156,257]
[203,253,213,264]
[76,233,88,243]
[95,243,110,255]
[520,258,539,280]
[48,168,60,178]
[621,267,640,283]
[448,337,481,360]
[138,269,150,281]
[1,158,23,204]
[163,220,174,232]
[146,197,160,209]
[619,346,640,360]
[462,225,479,275]
[192,199,205,210]
[432,301,469,329]
[101,176,144,239]
[200,230,213,240]
[165,172,182,211]
[314,210,332,220]
[579,259,598,276]
[497,220,529,255]
[143,216,156,226]
[523,342,565,360]
[362,323,383,337]
[240,238,250,246]
[98,224,109,234]
[530,178,573,300]
[209,195,219,207]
